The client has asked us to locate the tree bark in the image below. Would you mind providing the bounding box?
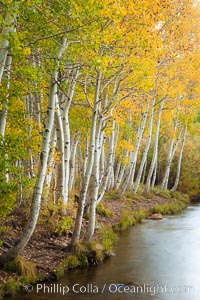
[62,68,79,204]
[0,11,16,82]
[160,124,182,191]
[151,161,157,189]
[71,71,101,246]
[170,125,187,192]
[115,150,129,190]
[0,55,12,183]
[85,118,104,241]
[97,120,115,204]
[45,126,57,195]
[133,98,155,194]
[55,97,65,201]
[144,97,165,193]
[0,55,12,136]
[69,134,79,190]
[119,102,149,197]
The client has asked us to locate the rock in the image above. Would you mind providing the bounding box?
[148,213,163,220]
[86,250,98,265]
[104,251,116,257]
[48,272,57,281]
[95,243,104,251]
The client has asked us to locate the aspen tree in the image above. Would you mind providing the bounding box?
[97,120,116,204]
[62,67,79,204]
[160,119,183,191]
[55,96,65,202]
[0,7,17,82]
[71,71,102,246]
[134,97,155,194]
[144,97,165,193]
[69,134,79,190]
[0,37,67,266]
[119,103,149,197]
[171,125,187,192]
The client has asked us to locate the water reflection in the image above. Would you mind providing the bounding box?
[12,205,200,300]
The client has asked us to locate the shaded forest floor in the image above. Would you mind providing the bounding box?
[0,190,191,295]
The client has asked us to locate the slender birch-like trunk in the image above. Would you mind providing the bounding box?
[107,122,119,190]
[170,125,187,192]
[85,118,104,241]
[114,159,121,187]
[151,161,157,189]
[55,97,65,201]
[0,55,12,136]
[0,15,15,185]
[97,120,115,205]
[0,55,12,183]
[0,38,67,266]
[129,104,149,189]
[141,159,147,184]
[45,126,57,193]
[69,135,79,190]
[107,166,115,190]
[71,71,101,246]
[160,125,182,191]
[119,103,149,197]
[62,68,79,204]
[133,98,155,194]
[75,145,81,182]
[82,135,89,179]
[144,97,165,193]
[115,150,129,190]
[0,11,16,82]
[29,155,35,179]
[99,135,105,186]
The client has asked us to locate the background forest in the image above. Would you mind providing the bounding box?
[0,0,200,267]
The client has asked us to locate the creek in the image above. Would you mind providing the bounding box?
[12,204,200,300]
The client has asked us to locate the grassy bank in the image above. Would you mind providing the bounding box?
[0,190,190,298]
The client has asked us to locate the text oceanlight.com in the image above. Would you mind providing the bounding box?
[23,283,194,296]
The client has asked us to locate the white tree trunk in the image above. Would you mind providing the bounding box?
[99,135,105,186]
[133,98,155,194]
[85,118,104,241]
[119,102,149,196]
[107,122,119,190]
[160,125,182,191]
[0,55,12,183]
[114,159,121,187]
[71,71,101,246]
[55,97,65,201]
[69,135,79,190]
[141,159,147,184]
[97,120,115,205]
[170,125,187,192]
[0,11,16,82]
[115,150,129,190]
[45,126,57,193]
[62,68,79,204]
[0,55,12,136]
[82,135,89,179]
[151,161,157,189]
[144,97,165,193]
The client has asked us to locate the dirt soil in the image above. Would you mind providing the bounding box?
[0,193,177,285]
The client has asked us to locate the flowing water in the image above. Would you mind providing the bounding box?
[12,205,200,300]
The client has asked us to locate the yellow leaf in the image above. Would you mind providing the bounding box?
[23,47,31,56]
